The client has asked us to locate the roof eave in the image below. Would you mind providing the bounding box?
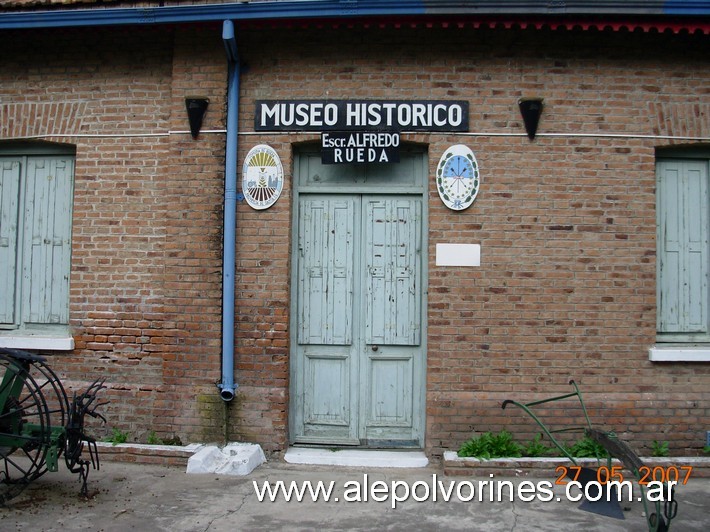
[0,0,709,30]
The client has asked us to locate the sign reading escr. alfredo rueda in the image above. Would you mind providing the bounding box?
[322,132,400,164]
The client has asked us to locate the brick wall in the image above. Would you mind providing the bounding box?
[235,24,709,456]
[1,22,708,457]
[1,25,228,445]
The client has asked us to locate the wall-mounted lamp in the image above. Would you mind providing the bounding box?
[185,96,210,139]
[518,97,544,140]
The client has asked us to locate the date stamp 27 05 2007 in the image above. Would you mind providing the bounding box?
[555,464,693,487]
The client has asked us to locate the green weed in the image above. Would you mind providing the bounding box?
[458,431,522,459]
[104,427,129,445]
[566,436,609,459]
[147,430,162,445]
[522,434,553,457]
[651,440,670,457]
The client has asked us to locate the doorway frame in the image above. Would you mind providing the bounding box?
[288,142,429,448]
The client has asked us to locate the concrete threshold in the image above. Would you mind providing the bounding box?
[284,447,429,468]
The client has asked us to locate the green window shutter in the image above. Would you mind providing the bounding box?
[0,158,21,325]
[297,198,354,345]
[22,157,74,325]
[657,160,708,334]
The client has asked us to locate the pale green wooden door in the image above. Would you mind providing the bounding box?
[293,193,424,447]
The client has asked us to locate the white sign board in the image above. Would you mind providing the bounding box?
[435,244,481,267]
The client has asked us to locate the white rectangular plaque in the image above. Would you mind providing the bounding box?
[435,244,481,267]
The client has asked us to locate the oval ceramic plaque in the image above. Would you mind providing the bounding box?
[242,144,284,210]
[436,144,480,211]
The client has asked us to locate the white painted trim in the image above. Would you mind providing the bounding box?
[5,131,710,142]
[285,447,428,468]
[649,345,710,362]
[0,335,74,351]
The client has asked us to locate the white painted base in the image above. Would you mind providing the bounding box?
[649,345,710,362]
[284,447,428,468]
[0,335,74,351]
[186,443,265,475]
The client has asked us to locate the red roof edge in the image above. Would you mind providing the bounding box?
[236,15,710,35]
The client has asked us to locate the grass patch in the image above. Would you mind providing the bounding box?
[104,427,129,445]
[458,431,612,460]
[458,431,522,459]
[651,440,670,457]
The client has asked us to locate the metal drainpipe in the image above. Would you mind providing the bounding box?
[218,19,239,402]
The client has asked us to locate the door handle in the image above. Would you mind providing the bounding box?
[371,345,379,352]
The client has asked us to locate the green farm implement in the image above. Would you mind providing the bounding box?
[0,347,106,504]
[503,380,678,532]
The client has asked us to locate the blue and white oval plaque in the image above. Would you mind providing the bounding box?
[436,144,480,211]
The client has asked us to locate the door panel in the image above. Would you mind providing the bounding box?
[297,344,358,444]
[364,198,421,346]
[295,197,359,444]
[303,351,351,426]
[361,196,421,446]
[297,198,355,345]
[367,355,413,427]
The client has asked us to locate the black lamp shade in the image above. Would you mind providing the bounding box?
[518,97,544,140]
[186,97,210,139]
